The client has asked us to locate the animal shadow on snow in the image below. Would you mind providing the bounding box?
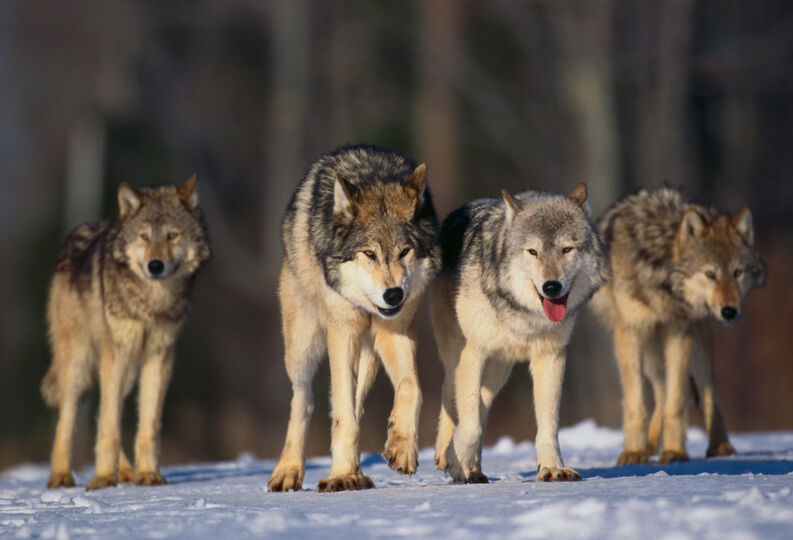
[165,452,387,486]
[577,453,793,479]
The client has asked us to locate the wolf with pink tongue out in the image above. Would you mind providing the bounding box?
[431,184,608,484]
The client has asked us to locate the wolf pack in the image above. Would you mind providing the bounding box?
[40,144,766,493]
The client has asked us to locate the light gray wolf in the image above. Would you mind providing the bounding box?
[432,184,607,483]
[591,188,766,465]
[41,175,211,489]
[267,144,441,492]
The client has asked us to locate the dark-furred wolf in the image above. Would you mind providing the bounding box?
[432,184,607,483]
[591,188,766,465]
[41,176,211,490]
[267,145,440,492]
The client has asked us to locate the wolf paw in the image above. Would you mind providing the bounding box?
[118,465,135,483]
[134,470,167,486]
[267,465,304,492]
[458,470,489,484]
[86,474,117,490]
[659,449,690,463]
[317,473,374,492]
[434,451,448,472]
[706,441,735,458]
[616,450,649,466]
[46,472,76,489]
[537,467,582,482]
[383,431,418,475]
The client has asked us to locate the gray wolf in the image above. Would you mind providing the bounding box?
[432,184,607,483]
[591,188,766,465]
[267,144,440,492]
[41,175,211,489]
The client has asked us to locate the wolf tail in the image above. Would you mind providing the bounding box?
[41,367,61,408]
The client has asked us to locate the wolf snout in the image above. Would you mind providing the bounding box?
[147,259,165,277]
[542,281,563,298]
[720,305,739,322]
[383,287,404,307]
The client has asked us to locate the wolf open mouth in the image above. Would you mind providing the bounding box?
[534,287,569,323]
[377,305,402,317]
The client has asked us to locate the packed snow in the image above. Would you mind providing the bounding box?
[2,420,793,539]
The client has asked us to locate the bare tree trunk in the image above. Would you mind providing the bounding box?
[552,1,620,215]
[634,0,695,189]
[414,0,461,216]
[64,113,105,231]
[261,1,311,284]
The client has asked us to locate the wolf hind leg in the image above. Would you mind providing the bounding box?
[268,268,324,492]
[614,321,650,465]
[45,339,93,489]
[689,332,734,457]
[643,338,665,456]
[375,322,421,476]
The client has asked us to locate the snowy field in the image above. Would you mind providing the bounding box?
[2,420,793,539]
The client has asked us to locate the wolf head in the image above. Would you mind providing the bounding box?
[500,184,608,323]
[113,174,211,281]
[329,164,439,319]
[669,206,765,324]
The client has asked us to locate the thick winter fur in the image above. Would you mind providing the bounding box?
[41,176,210,490]
[591,188,766,465]
[267,145,440,493]
[432,184,607,483]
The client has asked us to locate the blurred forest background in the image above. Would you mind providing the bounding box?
[1,0,792,471]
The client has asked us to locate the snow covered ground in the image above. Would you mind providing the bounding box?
[2,420,793,539]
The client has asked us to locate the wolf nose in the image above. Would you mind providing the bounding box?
[148,260,165,276]
[383,287,404,307]
[542,281,562,298]
[721,306,738,321]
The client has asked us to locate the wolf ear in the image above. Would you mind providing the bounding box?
[404,163,427,206]
[179,173,199,209]
[568,183,591,217]
[334,173,356,222]
[502,189,521,222]
[678,209,708,244]
[731,206,754,246]
[118,182,142,219]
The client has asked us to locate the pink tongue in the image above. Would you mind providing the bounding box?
[542,295,568,322]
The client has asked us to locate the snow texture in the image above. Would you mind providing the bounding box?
[2,420,793,539]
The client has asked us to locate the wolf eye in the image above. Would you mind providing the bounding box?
[705,270,717,280]
[733,268,743,278]
[363,249,377,260]
[562,246,574,254]
[527,249,538,256]
[399,247,412,259]
[140,233,150,242]
[167,231,180,241]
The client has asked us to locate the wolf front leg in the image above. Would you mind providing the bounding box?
[87,337,135,490]
[446,344,488,483]
[659,328,694,463]
[614,321,649,465]
[133,336,176,486]
[319,321,373,492]
[268,266,324,492]
[530,347,581,482]
[374,320,421,475]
